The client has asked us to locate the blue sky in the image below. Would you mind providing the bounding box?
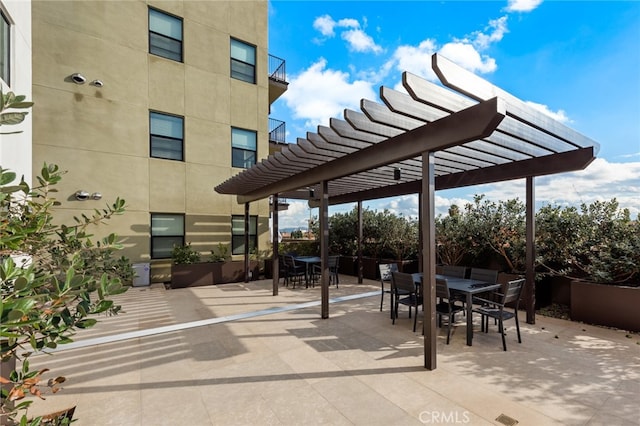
[267,0,640,229]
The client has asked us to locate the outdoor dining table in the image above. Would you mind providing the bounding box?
[415,273,502,346]
[294,256,321,287]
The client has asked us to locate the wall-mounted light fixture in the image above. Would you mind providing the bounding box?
[309,188,315,198]
[74,191,102,201]
[68,73,104,87]
[75,190,90,201]
[393,167,401,181]
[70,73,87,84]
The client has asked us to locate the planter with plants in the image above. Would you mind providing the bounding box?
[170,243,258,288]
[536,200,639,330]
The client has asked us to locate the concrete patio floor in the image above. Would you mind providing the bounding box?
[27,275,639,425]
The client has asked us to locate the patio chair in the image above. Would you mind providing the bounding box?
[379,263,404,316]
[435,277,465,344]
[311,255,339,287]
[472,278,525,351]
[469,268,499,284]
[442,265,467,278]
[283,255,306,288]
[391,271,422,332]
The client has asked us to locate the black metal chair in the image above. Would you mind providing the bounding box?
[311,255,339,287]
[435,277,465,344]
[378,263,399,314]
[472,278,525,351]
[391,271,422,332]
[469,267,499,284]
[283,255,305,288]
[442,265,467,278]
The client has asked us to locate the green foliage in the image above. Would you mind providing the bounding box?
[327,207,419,260]
[209,243,231,262]
[279,240,319,256]
[0,90,34,134]
[536,199,639,285]
[171,243,201,264]
[290,229,303,239]
[0,163,130,424]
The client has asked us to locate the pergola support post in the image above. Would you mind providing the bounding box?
[526,177,536,324]
[422,152,436,370]
[272,194,279,296]
[244,202,250,283]
[357,200,363,284]
[320,180,329,319]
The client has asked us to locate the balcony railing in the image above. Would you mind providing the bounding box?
[268,54,286,83]
[269,118,286,144]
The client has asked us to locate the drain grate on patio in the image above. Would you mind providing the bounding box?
[496,414,519,426]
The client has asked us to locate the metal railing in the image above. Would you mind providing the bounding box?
[268,54,286,83]
[269,118,286,144]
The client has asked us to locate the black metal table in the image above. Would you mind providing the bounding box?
[416,274,501,346]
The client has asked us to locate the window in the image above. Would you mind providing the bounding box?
[231,127,256,168]
[230,38,256,83]
[0,10,9,84]
[151,214,184,259]
[232,215,257,255]
[150,112,183,161]
[149,8,182,62]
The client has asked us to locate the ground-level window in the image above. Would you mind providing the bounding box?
[151,213,184,259]
[0,10,10,84]
[231,127,256,168]
[149,7,183,62]
[230,38,256,83]
[231,215,257,255]
[150,111,183,161]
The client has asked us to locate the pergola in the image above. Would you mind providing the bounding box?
[215,54,600,369]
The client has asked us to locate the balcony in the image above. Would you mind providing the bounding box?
[268,54,288,105]
[269,118,286,145]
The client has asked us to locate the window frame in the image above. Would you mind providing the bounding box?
[0,9,10,85]
[150,111,184,161]
[231,215,258,256]
[231,127,257,169]
[150,213,185,259]
[230,37,256,84]
[148,7,183,62]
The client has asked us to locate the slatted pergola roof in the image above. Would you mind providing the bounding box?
[215,54,600,370]
[216,54,599,204]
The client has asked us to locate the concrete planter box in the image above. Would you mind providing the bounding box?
[171,261,258,288]
[571,280,640,332]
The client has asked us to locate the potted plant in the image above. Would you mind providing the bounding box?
[170,243,258,288]
[536,200,639,331]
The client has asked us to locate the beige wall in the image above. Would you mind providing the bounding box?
[32,0,271,282]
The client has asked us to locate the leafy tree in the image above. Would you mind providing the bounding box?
[537,199,639,285]
[463,195,526,273]
[0,90,33,134]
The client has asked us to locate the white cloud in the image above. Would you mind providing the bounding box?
[525,101,571,123]
[278,200,313,229]
[312,14,382,54]
[342,29,384,54]
[472,16,509,50]
[281,58,377,129]
[505,0,544,13]
[392,39,439,81]
[439,42,497,74]
[313,15,337,37]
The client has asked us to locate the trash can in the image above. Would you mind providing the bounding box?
[132,263,150,287]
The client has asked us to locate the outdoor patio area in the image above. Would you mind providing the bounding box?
[27,275,639,425]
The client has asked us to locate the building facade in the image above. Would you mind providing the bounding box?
[1,0,32,185]
[30,0,285,282]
